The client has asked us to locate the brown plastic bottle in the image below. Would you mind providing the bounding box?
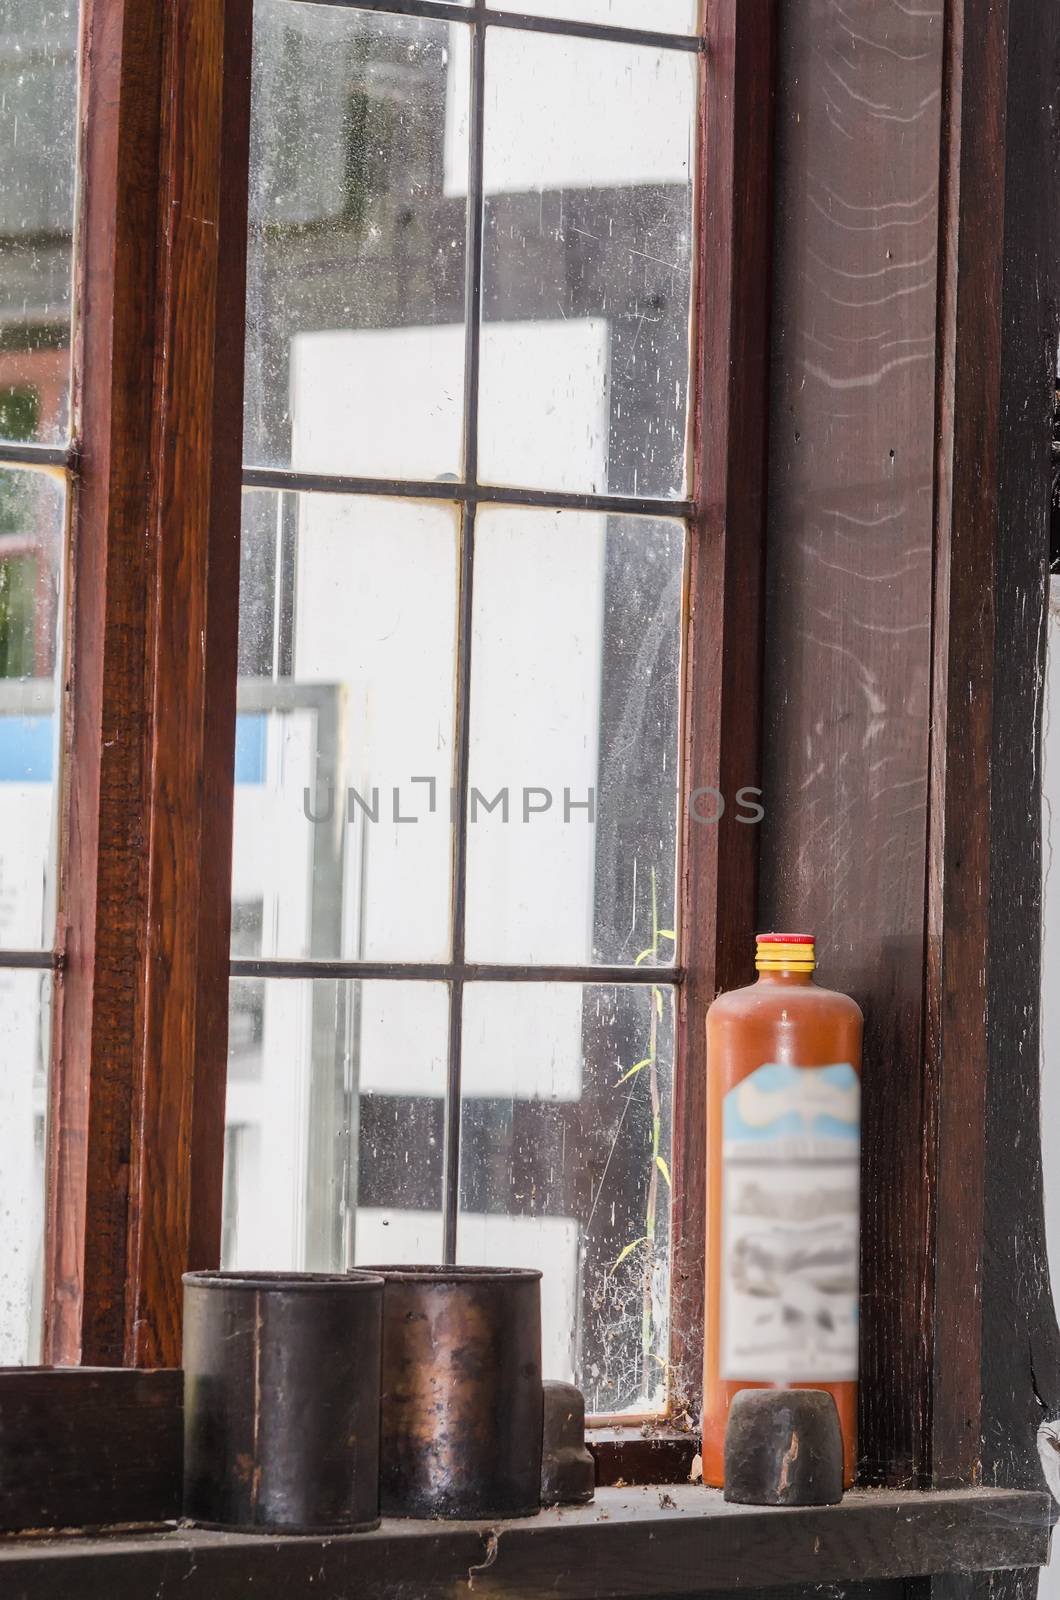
[701,934,863,1489]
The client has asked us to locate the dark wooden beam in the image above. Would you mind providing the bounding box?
[676,0,776,1423]
[980,0,1060,1491]
[0,1488,1048,1600]
[925,0,1060,1500]
[924,0,1011,1491]
[0,1369,181,1534]
[790,0,941,1488]
[757,0,1059,1497]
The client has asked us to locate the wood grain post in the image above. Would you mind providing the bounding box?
[45,0,252,1368]
[924,0,1010,1491]
[926,0,1060,1506]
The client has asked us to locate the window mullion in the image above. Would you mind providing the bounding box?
[441,5,487,1266]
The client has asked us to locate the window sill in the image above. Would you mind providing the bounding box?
[0,1485,1050,1599]
[587,1425,697,1485]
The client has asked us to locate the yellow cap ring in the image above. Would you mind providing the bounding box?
[755,936,816,972]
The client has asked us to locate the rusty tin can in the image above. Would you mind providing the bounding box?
[182,1269,384,1534]
[370,1265,543,1519]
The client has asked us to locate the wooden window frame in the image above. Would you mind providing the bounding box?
[44,0,254,1367]
[9,0,1057,1524]
[42,0,780,1418]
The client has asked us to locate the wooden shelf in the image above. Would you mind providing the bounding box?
[0,1485,1051,1599]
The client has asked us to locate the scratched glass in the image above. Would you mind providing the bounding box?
[0,0,79,446]
[0,469,65,952]
[477,27,696,497]
[486,0,699,31]
[0,969,52,1365]
[243,0,470,479]
[223,978,448,1273]
[457,981,674,1417]
[0,1,75,1374]
[465,506,683,966]
[232,490,458,964]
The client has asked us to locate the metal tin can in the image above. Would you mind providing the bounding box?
[370,1265,543,1519]
[183,1269,383,1533]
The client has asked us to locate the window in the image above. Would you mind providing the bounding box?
[223,0,701,1419]
[0,0,78,1364]
[0,0,1053,1543]
[0,0,778,1450]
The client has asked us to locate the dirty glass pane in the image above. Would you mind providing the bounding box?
[232,491,458,963]
[0,969,52,1365]
[465,507,683,966]
[458,982,674,1417]
[0,469,64,950]
[223,978,447,1273]
[0,0,79,446]
[477,27,696,497]
[487,0,698,31]
[244,0,470,479]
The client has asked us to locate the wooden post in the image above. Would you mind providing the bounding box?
[45,0,253,1367]
[675,0,776,1420]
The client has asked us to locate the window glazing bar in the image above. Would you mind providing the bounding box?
[280,0,706,54]
[438,1,489,1260]
[229,958,683,983]
[0,442,73,470]
[242,467,694,522]
[0,950,61,970]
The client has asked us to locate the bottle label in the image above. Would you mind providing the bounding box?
[720,1063,860,1382]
